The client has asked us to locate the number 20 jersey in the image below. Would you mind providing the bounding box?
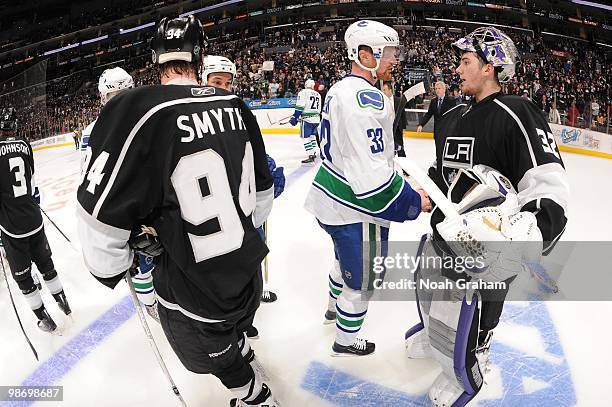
[0,134,42,238]
[77,84,273,321]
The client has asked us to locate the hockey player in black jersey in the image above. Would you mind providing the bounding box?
[0,107,72,333]
[76,16,278,406]
[403,27,569,406]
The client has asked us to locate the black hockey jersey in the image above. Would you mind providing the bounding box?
[0,134,43,238]
[77,84,273,321]
[429,91,569,254]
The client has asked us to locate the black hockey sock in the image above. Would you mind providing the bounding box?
[33,305,48,320]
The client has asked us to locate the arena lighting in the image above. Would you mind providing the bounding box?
[264,23,294,30]
[179,0,244,17]
[81,35,109,45]
[425,17,533,34]
[571,0,612,12]
[43,42,80,56]
[595,42,612,48]
[119,22,155,35]
[541,31,588,42]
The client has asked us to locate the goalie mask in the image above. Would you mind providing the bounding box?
[452,27,520,83]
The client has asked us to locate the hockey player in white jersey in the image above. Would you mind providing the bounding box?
[289,79,321,163]
[79,67,134,168]
[305,20,432,356]
[79,67,158,320]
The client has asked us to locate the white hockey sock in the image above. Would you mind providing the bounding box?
[23,289,43,310]
[238,333,251,359]
[335,287,369,346]
[303,136,317,154]
[132,270,156,306]
[328,260,343,312]
[43,275,63,295]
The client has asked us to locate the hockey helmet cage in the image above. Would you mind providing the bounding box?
[202,55,236,85]
[152,16,205,68]
[98,67,134,105]
[452,27,520,83]
[0,107,16,131]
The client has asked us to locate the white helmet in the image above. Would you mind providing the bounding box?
[98,67,134,105]
[344,20,400,79]
[452,27,520,83]
[202,55,237,86]
[305,79,315,89]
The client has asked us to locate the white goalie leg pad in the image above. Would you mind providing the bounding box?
[405,235,436,359]
[426,289,484,407]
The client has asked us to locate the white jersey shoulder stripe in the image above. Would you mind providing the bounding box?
[92,95,239,218]
[156,295,225,323]
[494,99,537,167]
[441,103,466,117]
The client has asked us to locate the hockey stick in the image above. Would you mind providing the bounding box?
[125,273,187,407]
[39,206,72,244]
[0,252,39,361]
[394,157,459,219]
[261,221,277,303]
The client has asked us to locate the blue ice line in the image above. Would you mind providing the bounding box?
[8,296,135,407]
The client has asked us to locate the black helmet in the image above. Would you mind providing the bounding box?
[151,15,205,70]
[0,107,16,132]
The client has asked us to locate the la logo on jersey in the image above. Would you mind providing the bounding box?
[442,137,474,186]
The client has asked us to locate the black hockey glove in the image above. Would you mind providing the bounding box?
[129,226,164,258]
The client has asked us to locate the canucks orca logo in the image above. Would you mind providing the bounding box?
[357,90,384,111]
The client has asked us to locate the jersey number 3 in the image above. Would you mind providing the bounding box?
[171,144,256,263]
[9,157,29,198]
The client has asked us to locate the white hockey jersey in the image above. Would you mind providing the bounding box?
[79,119,96,172]
[295,88,322,124]
[304,75,422,227]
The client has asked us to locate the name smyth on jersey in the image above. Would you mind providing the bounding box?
[177,107,246,143]
[0,142,30,156]
[442,137,474,169]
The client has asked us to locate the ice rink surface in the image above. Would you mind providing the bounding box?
[1,134,611,407]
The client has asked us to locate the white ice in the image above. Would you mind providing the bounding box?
[1,135,611,407]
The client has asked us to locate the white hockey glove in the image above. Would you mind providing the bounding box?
[436,194,543,282]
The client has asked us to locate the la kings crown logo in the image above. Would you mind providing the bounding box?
[442,137,474,185]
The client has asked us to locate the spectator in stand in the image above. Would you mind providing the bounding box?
[567,100,579,127]
[591,99,600,129]
[548,101,562,124]
[416,81,456,133]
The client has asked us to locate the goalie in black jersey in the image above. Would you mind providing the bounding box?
[0,107,72,333]
[76,16,278,406]
[403,27,569,406]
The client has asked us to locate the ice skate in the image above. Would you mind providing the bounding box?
[331,337,375,357]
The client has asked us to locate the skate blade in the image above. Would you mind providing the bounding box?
[330,350,375,357]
